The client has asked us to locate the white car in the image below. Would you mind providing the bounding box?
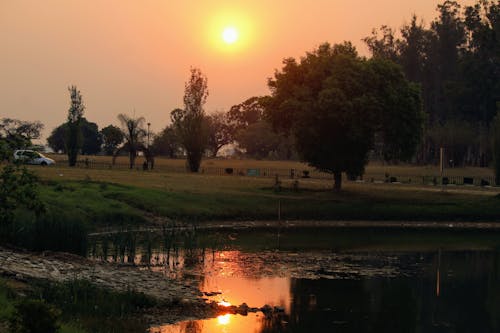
[13,150,56,166]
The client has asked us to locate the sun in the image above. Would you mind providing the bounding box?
[222,26,238,44]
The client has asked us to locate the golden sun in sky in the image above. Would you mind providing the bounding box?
[206,10,254,53]
[222,26,239,44]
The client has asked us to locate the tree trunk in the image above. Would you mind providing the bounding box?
[129,151,136,169]
[333,172,342,191]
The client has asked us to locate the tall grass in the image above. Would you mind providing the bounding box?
[0,279,15,323]
[34,279,152,333]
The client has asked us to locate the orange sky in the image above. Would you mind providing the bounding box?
[0,0,476,140]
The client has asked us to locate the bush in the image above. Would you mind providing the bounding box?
[9,299,60,333]
[7,209,88,256]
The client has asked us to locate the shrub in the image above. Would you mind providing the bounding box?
[9,299,60,333]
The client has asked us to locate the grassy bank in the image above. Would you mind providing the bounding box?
[29,164,500,230]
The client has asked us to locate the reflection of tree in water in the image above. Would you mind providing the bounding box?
[259,313,289,333]
[284,279,375,333]
[180,320,203,333]
[257,250,500,333]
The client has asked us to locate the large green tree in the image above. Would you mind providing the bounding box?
[80,119,102,155]
[236,120,294,160]
[266,42,423,190]
[227,96,266,131]
[46,124,66,153]
[47,118,101,155]
[100,124,124,156]
[66,85,85,166]
[171,68,209,172]
[151,125,180,158]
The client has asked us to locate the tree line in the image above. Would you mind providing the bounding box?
[2,0,498,191]
[364,0,500,167]
[44,70,294,169]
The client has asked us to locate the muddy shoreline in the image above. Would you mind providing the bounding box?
[89,219,500,237]
[3,220,500,328]
[0,246,217,325]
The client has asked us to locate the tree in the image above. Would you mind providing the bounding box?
[100,125,124,156]
[80,119,102,155]
[151,125,180,158]
[236,120,294,159]
[206,111,234,157]
[47,118,101,155]
[171,68,209,172]
[266,42,423,190]
[227,96,266,131]
[427,119,478,166]
[363,25,400,62]
[116,113,146,169]
[66,85,85,166]
[46,124,67,153]
[0,118,43,161]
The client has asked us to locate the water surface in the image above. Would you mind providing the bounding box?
[89,228,500,333]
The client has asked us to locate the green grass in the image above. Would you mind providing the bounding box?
[20,161,500,233]
[30,176,500,231]
[38,180,147,227]
[0,279,15,323]
[0,277,152,333]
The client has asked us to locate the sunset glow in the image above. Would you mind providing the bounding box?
[0,0,480,140]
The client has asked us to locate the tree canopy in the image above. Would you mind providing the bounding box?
[205,111,234,157]
[47,118,101,155]
[151,125,180,158]
[66,85,85,166]
[171,68,209,172]
[364,0,500,166]
[0,118,43,161]
[100,125,124,156]
[266,42,423,190]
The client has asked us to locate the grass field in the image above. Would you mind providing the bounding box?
[22,157,500,231]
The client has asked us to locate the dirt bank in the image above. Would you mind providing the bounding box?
[0,247,202,304]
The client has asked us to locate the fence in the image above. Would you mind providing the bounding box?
[59,159,498,187]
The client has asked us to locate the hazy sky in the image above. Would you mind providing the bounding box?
[1,0,476,140]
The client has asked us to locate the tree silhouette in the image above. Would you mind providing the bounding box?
[66,86,85,166]
[266,42,422,190]
[171,68,209,172]
[116,113,146,169]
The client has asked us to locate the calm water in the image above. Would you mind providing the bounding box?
[89,228,500,333]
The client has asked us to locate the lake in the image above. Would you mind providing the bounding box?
[89,227,500,333]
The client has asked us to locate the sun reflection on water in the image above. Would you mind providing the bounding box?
[218,300,231,307]
[217,314,231,326]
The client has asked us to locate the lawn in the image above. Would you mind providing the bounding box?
[26,159,500,230]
